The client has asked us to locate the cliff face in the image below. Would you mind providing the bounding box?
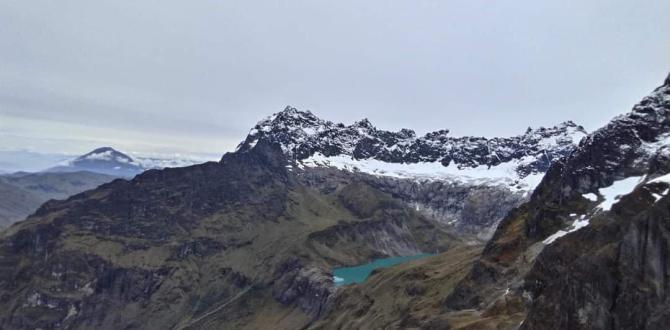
[299,166,527,240]
[522,183,670,329]
[441,74,670,327]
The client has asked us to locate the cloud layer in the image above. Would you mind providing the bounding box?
[1,0,669,155]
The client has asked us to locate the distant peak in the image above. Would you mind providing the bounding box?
[89,146,118,154]
[76,147,134,163]
[353,118,374,129]
[276,106,316,119]
[259,106,321,127]
[560,120,577,127]
[665,72,670,86]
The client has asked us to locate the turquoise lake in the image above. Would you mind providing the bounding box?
[332,253,433,286]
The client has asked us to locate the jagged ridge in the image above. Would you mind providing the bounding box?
[236,106,587,179]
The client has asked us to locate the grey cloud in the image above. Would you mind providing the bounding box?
[0,0,668,155]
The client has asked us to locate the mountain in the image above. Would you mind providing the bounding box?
[237,108,586,238]
[6,71,668,330]
[0,140,468,329]
[0,179,43,230]
[0,148,215,229]
[47,147,145,177]
[0,147,145,228]
[317,73,670,329]
[238,106,586,189]
[45,147,217,177]
[0,171,117,229]
[0,104,588,329]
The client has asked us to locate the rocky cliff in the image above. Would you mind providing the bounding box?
[442,73,670,328]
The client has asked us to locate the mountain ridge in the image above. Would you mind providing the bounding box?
[237,106,586,176]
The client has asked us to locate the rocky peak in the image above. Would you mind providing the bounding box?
[546,77,670,200]
[235,107,587,181]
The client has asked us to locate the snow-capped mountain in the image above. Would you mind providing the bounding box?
[236,106,587,192]
[48,147,145,177]
[46,147,212,177]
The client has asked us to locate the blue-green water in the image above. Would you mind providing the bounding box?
[333,253,433,286]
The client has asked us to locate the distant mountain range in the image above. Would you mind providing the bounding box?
[0,147,214,228]
[0,171,116,228]
[0,148,217,175]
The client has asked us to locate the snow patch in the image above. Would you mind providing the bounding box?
[640,133,670,157]
[582,193,598,202]
[651,189,669,202]
[543,215,590,245]
[649,173,670,185]
[597,176,643,211]
[301,153,542,192]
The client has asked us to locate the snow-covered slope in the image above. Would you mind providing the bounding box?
[236,106,587,192]
[528,74,670,243]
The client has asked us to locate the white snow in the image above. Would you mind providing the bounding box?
[582,193,598,202]
[545,175,653,245]
[649,173,670,185]
[301,153,542,191]
[646,173,670,202]
[597,176,643,211]
[543,215,590,244]
[640,133,670,157]
[651,189,669,202]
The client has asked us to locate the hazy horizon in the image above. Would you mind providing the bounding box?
[1,1,669,156]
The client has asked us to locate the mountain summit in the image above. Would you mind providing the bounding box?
[235,106,587,191]
[48,147,144,177]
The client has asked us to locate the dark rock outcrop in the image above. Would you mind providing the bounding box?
[444,73,670,328]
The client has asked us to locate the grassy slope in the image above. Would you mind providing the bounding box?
[0,162,463,329]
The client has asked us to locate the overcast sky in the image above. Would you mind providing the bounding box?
[1,0,669,156]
